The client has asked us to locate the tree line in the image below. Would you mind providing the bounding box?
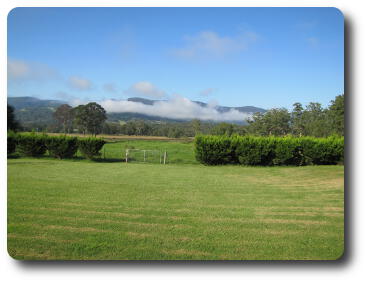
[8,94,344,138]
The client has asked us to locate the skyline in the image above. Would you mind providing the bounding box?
[8,7,344,114]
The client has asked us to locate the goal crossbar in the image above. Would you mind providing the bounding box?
[125,149,167,164]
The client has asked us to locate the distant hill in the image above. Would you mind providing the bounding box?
[7,96,267,126]
[8,96,66,109]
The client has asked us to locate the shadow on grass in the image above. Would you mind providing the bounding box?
[7,154,21,159]
[92,158,124,163]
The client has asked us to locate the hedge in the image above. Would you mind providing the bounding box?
[45,136,78,159]
[16,132,48,157]
[7,131,18,155]
[8,133,107,161]
[77,137,106,160]
[195,135,344,166]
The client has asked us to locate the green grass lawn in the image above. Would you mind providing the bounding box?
[7,157,344,260]
[99,139,198,164]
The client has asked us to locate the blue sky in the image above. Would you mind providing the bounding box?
[7,7,343,115]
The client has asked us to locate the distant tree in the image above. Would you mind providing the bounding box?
[7,104,20,131]
[328,94,344,136]
[191,119,202,136]
[210,122,234,136]
[53,104,74,134]
[246,108,290,136]
[302,102,330,137]
[74,103,107,136]
[246,112,266,135]
[291,102,305,136]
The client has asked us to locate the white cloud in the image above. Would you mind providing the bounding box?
[71,95,249,122]
[103,83,117,93]
[68,76,92,91]
[199,88,216,96]
[7,58,57,81]
[124,81,166,98]
[172,31,258,59]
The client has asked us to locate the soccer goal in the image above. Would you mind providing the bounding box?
[125,149,168,164]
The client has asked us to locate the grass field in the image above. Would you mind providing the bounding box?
[100,139,197,164]
[7,155,344,260]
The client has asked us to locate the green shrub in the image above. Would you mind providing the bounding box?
[194,135,238,165]
[303,136,344,165]
[78,137,106,160]
[17,133,47,157]
[236,136,276,166]
[273,137,305,166]
[7,131,18,155]
[194,135,344,166]
[45,136,78,159]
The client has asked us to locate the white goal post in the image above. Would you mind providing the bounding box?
[125,149,167,164]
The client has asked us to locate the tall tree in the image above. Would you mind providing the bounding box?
[302,102,330,137]
[191,119,202,136]
[211,122,234,136]
[246,109,290,136]
[291,102,305,136]
[328,94,344,136]
[7,104,20,131]
[74,103,107,136]
[53,104,74,134]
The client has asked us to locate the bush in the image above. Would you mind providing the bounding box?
[7,131,18,155]
[302,136,344,165]
[273,137,305,166]
[17,133,47,157]
[78,137,106,160]
[236,136,276,166]
[45,136,78,159]
[194,135,344,166]
[194,135,238,165]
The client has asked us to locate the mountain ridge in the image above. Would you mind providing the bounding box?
[7,96,267,125]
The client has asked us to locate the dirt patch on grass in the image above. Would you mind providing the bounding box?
[255,211,319,217]
[259,218,328,225]
[126,231,152,239]
[46,225,105,233]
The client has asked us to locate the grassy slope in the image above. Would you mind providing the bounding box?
[8,158,344,260]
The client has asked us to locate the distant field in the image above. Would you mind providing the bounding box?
[47,132,194,142]
[101,139,197,164]
[8,158,344,260]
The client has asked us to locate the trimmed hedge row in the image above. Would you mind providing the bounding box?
[7,132,105,160]
[194,135,344,166]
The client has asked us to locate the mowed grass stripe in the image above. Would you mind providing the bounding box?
[8,203,344,228]
[8,158,344,260]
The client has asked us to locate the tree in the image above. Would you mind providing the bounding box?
[74,103,107,136]
[328,94,344,136]
[246,108,290,136]
[53,104,74,134]
[302,102,330,137]
[7,104,20,131]
[191,119,202,136]
[291,102,305,136]
[211,122,234,136]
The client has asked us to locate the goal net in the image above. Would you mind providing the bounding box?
[125,149,167,164]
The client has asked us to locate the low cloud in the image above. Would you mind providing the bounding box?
[124,81,166,98]
[70,95,249,122]
[68,76,92,91]
[172,31,258,60]
[7,58,58,81]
